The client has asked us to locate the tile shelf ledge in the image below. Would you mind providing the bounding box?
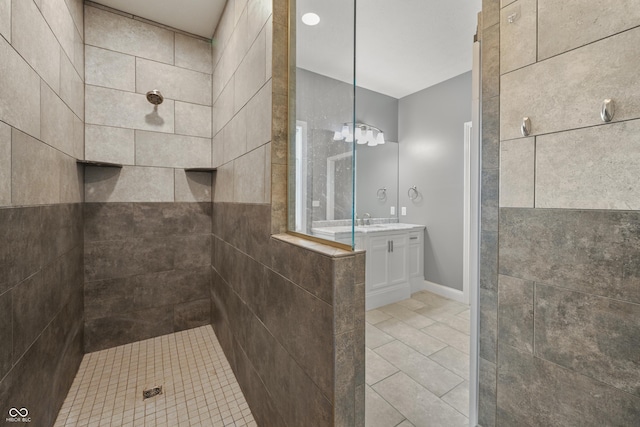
[184,167,217,172]
[76,160,123,168]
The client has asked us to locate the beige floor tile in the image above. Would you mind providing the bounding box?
[366,347,399,386]
[378,303,436,329]
[365,385,406,427]
[376,318,447,357]
[428,346,470,379]
[373,372,468,427]
[421,323,471,354]
[366,322,396,349]
[366,309,393,325]
[442,381,470,417]
[374,341,464,397]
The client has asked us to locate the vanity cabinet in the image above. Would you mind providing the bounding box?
[365,228,424,310]
[311,223,425,309]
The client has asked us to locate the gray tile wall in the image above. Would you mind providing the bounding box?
[209,1,365,425]
[479,0,640,425]
[83,202,212,352]
[0,204,84,427]
[83,3,213,202]
[0,0,85,423]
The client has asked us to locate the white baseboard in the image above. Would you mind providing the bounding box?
[414,280,466,304]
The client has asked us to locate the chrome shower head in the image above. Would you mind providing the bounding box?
[146,90,164,105]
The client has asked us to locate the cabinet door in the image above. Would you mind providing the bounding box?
[408,232,423,278]
[367,235,390,292]
[388,234,407,287]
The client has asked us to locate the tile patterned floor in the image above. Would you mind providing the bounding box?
[54,326,255,427]
[365,291,471,427]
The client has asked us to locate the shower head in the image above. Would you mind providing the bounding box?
[146,90,164,105]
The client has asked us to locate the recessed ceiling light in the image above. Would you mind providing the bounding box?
[302,12,320,26]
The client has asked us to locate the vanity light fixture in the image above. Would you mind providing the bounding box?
[333,122,385,146]
[302,12,320,26]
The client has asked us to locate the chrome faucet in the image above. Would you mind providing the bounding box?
[363,213,371,226]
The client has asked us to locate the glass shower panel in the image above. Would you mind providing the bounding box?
[289,0,356,248]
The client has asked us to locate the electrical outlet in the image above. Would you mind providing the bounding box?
[401,207,407,216]
[390,206,395,215]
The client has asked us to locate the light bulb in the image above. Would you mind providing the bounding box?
[341,125,350,138]
[354,127,362,140]
[376,132,385,145]
[301,13,320,26]
[366,129,374,142]
[333,131,344,141]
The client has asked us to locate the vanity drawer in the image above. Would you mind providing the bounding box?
[408,231,422,244]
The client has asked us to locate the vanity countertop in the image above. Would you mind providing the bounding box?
[312,223,426,239]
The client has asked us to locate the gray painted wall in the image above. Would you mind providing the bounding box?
[296,68,400,226]
[398,72,472,291]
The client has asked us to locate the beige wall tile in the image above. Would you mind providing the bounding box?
[85,165,174,202]
[136,58,212,106]
[246,80,272,151]
[500,0,537,74]
[538,0,640,60]
[264,141,271,203]
[227,8,249,74]
[11,0,60,93]
[40,0,76,63]
[85,46,135,92]
[234,28,266,111]
[500,138,534,207]
[175,33,213,74]
[0,0,10,42]
[73,27,83,79]
[500,27,640,141]
[60,51,84,120]
[85,85,175,133]
[175,102,212,138]
[41,81,76,157]
[223,109,247,163]
[12,128,59,205]
[64,0,83,36]
[501,0,517,7]
[73,114,83,159]
[0,37,41,139]
[213,161,234,202]
[247,0,272,45]
[212,51,234,103]
[235,0,248,24]
[135,131,212,169]
[84,5,174,65]
[265,18,272,80]
[0,121,10,206]
[212,131,224,169]
[234,146,265,203]
[59,151,83,203]
[174,169,212,202]
[536,120,640,210]
[212,77,235,136]
[85,124,135,165]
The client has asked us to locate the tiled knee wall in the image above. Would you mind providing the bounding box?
[83,203,212,352]
[0,205,84,427]
[211,203,365,426]
[479,0,640,425]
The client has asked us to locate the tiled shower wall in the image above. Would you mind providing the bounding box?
[210,0,365,425]
[82,3,214,352]
[479,0,640,425]
[0,0,85,425]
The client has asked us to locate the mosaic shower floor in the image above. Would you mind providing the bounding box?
[54,326,255,427]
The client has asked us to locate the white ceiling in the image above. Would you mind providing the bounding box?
[94,0,481,99]
[297,0,482,99]
[93,0,227,39]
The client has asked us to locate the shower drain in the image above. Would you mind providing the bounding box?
[142,386,163,400]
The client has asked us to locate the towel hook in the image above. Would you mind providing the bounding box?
[408,186,418,200]
[601,99,614,122]
[376,187,387,200]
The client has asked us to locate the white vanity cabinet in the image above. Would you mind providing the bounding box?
[366,232,410,309]
[311,223,426,309]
